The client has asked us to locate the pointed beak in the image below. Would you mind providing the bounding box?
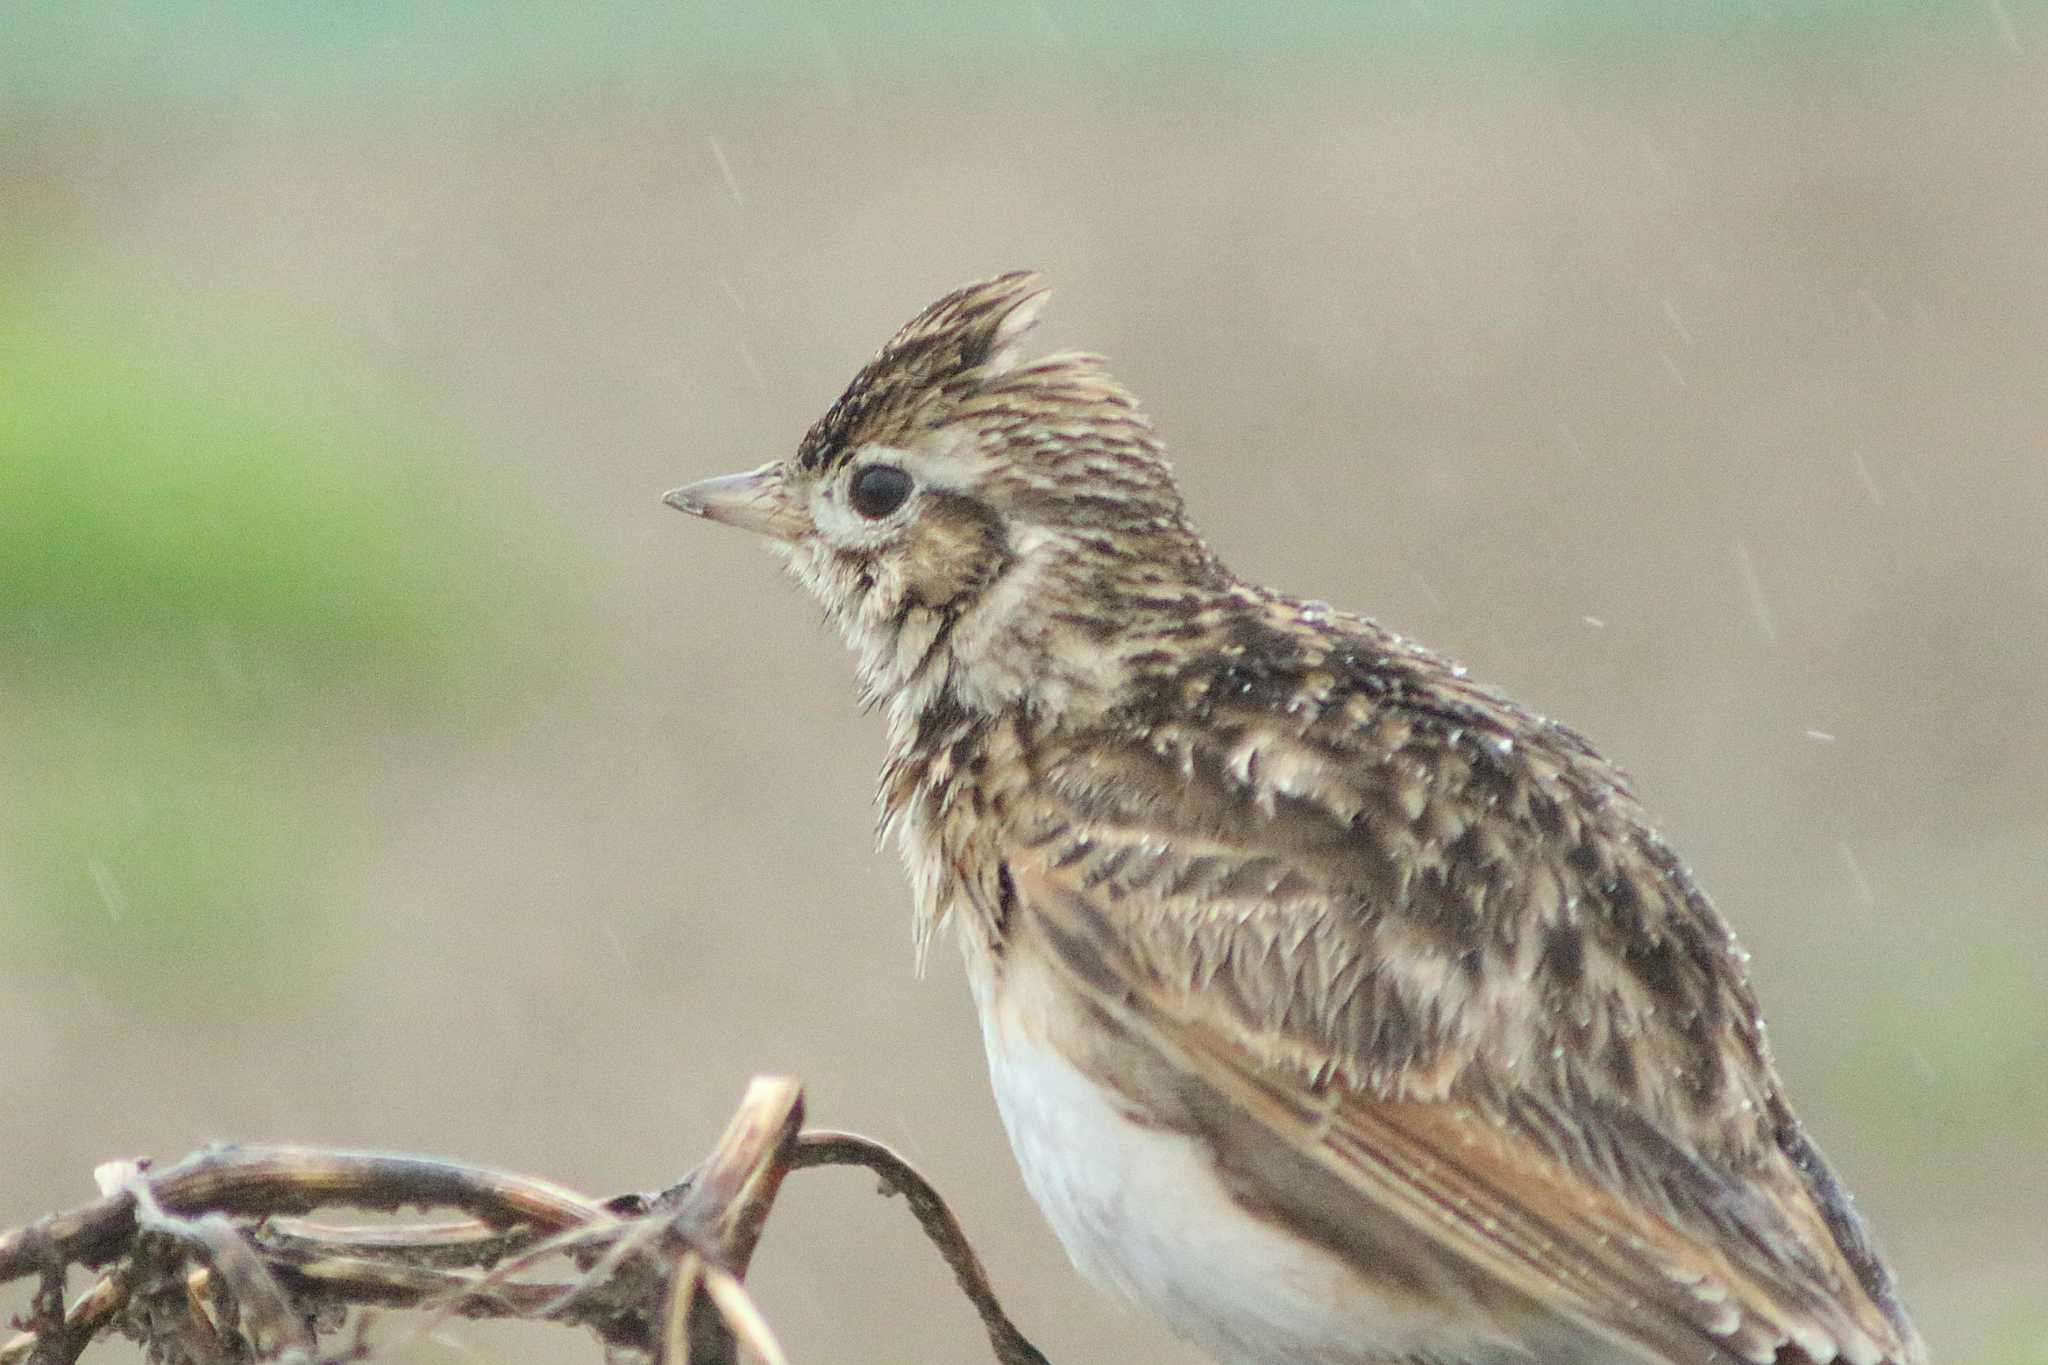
[662,463,807,542]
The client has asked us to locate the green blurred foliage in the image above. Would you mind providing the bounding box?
[0,273,533,983]
[0,0,1961,104]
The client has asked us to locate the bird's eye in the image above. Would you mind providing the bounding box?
[849,464,914,520]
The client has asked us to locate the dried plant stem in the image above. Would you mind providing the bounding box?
[789,1131,1048,1365]
[0,1076,1046,1365]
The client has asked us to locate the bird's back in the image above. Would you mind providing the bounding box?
[905,588,1923,1365]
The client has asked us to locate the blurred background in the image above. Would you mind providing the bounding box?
[3,3,2044,1362]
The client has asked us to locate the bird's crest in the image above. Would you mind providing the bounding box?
[795,271,1050,474]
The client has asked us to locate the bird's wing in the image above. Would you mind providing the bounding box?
[987,685,1921,1365]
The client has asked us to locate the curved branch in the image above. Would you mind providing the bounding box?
[790,1130,1049,1365]
[0,1145,611,1283]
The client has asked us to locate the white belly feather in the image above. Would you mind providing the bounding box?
[975,975,1511,1365]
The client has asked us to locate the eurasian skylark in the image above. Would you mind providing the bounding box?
[665,273,1923,1365]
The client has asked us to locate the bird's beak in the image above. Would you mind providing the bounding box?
[662,463,807,542]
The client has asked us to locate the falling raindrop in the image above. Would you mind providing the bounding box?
[1659,298,1694,347]
[1027,2,1067,46]
[1556,422,1588,465]
[87,858,128,923]
[1836,842,1875,906]
[1851,451,1886,508]
[734,337,768,394]
[601,922,631,968]
[1731,539,1776,643]
[1986,0,2022,53]
[805,22,854,104]
[706,135,744,213]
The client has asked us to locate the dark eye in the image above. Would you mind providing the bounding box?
[849,463,913,519]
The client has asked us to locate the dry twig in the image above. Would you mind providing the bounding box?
[0,1076,1046,1365]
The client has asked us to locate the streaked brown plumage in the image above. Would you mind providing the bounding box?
[665,273,1924,1364]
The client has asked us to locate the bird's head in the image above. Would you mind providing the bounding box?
[668,272,1219,724]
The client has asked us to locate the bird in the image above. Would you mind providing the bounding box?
[663,272,1925,1365]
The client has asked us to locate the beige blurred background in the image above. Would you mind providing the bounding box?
[3,5,2044,1363]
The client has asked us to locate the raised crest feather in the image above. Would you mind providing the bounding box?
[795,271,1051,475]
[884,269,1050,382]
